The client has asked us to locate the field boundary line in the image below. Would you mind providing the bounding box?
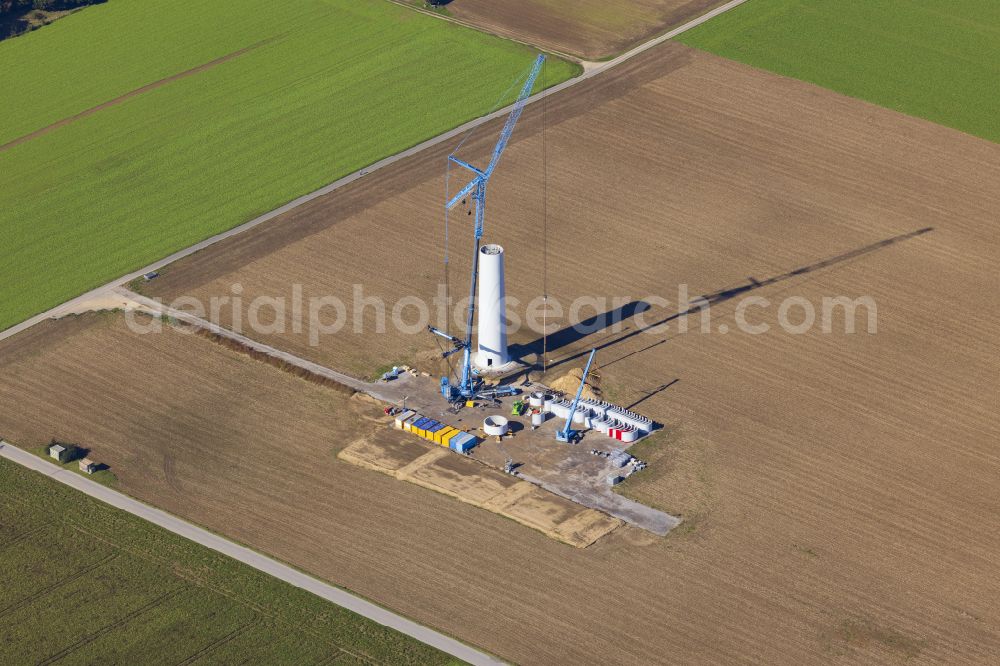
[0,0,749,344]
[0,442,506,666]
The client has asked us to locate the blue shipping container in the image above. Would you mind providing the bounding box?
[450,432,479,453]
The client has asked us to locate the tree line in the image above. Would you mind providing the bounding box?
[2,1,101,17]
[1,0,105,38]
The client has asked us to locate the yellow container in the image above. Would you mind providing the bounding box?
[435,427,458,446]
[420,421,440,442]
[444,429,462,448]
[413,416,433,437]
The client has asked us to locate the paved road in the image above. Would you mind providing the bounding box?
[0,442,504,666]
[0,0,749,345]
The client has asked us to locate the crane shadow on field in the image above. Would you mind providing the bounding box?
[626,379,680,410]
[510,299,650,364]
[541,226,934,373]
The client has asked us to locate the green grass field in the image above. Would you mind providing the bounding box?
[0,458,461,664]
[678,0,1000,142]
[0,0,578,333]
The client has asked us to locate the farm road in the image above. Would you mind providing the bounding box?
[117,288,422,404]
[0,0,750,345]
[0,442,505,666]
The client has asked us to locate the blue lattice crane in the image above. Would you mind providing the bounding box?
[428,54,545,403]
[556,348,597,443]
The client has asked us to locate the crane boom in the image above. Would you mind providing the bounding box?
[484,56,543,181]
[556,349,597,443]
[446,53,545,228]
[436,54,545,402]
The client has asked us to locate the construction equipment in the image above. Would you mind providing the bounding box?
[556,348,597,444]
[511,399,526,416]
[429,53,544,403]
[495,435,516,474]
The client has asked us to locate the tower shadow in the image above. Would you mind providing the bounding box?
[545,226,934,372]
[508,300,650,367]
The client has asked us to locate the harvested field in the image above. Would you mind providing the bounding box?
[439,0,728,60]
[339,431,621,547]
[119,41,1000,663]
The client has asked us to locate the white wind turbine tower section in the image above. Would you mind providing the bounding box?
[475,244,509,370]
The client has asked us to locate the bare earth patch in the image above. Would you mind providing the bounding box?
[442,0,727,59]
[339,431,620,548]
[434,0,725,60]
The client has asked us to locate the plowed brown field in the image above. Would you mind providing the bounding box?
[440,0,726,59]
[5,42,1000,664]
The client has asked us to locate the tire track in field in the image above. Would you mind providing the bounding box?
[0,552,119,618]
[0,522,49,550]
[176,616,261,665]
[0,35,281,154]
[37,586,190,665]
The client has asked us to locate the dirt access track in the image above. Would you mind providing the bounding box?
[129,40,1000,663]
[439,0,730,60]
